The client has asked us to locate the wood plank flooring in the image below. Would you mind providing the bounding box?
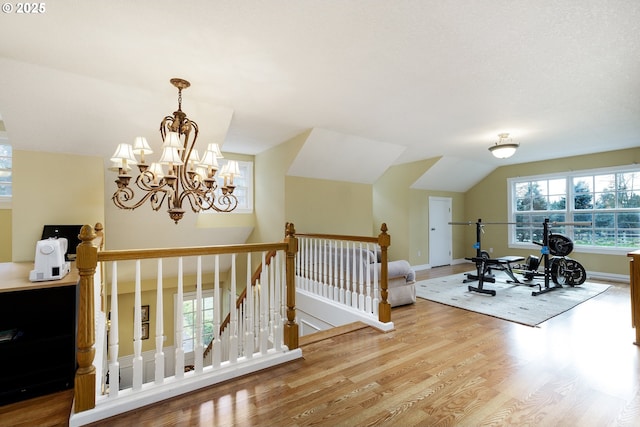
[2,264,639,426]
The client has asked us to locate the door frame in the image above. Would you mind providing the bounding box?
[428,196,452,267]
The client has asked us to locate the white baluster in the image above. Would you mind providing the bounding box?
[260,252,269,355]
[108,262,119,397]
[229,253,238,363]
[299,238,305,289]
[212,255,222,368]
[359,243,365,311]
[245,252,254,359]
[312,238,318,294]
[269,253,276,343]
[331,241,340,301]
[154,259,165,384]
[298,238,304,289]
[194,256,203,373]
[238,300,245,355]
[340,241,346,304]
[351,243,358,308]
[273,251,282,351]
[175,258,184,379]
[321,238,326,296]
[132,260,143,390]
[373,245,379,316]
[365,243,373,314]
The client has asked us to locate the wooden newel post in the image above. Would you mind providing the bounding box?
[378,223,391,323]
[283,222,299,349]
[74,224,98,412]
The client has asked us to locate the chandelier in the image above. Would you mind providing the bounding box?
[110,78,239,224]
[488,133,519,159]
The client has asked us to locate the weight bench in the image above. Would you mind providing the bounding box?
[466,255,525,296]
[487,255,525,284]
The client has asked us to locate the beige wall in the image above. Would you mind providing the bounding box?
[0,208,11,261]
[407,189,467,266]
[250,131,308,244]
[285,176,373,235]
[464,147,640,276]
[373,157,441,262]
[12,150,105,261]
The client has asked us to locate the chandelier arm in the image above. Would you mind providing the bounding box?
[112,186,171,212]
[159,115,174,141]
[134,170,166,191]
[178,188,205,213]
[179,121,200,192]
[210,193,239,212]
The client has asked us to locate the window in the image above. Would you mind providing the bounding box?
[509,166,640,253]
[178,290,214,353]
[211,159,253,213]
[0,143,11,198]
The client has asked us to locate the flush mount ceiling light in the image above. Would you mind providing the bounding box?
[110,78,239,224]
[488,133,519,159]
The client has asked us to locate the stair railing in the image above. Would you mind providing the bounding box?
[71,223,299,426]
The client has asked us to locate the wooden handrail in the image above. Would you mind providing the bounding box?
[96,242,288,262]
[294,232,378,243]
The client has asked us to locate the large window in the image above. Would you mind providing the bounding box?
[0,143,11,198]
[509,166,640,253]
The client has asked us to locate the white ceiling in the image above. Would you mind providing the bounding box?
[0,0,638,191]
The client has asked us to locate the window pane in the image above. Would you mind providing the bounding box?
[573,178,593,210]
[0,183,10,196]
[573,213,593,245]
[619,229,640,247]
[548,178,566,195]
[618,212,640,229]
[532,181,548,210]
[621,172,640,190]
[594,174,615,193]
[618,190,640,208]
[595,191,616,209]
[593,229,615,246]
[549,195,566,210]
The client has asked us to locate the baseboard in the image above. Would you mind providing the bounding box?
[412,259,471,272]
[587,271,629,283]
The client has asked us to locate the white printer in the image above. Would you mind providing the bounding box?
[29,237,71,282]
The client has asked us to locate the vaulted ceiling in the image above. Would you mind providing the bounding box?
[0,1,638,191]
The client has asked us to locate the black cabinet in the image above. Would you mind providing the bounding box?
[0,284,78,406]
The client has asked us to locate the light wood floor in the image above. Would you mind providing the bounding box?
[2,265,639,426]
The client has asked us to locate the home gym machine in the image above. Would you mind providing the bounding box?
[450,218,589,297]
[514,218,588,296]
[449,218,525,296]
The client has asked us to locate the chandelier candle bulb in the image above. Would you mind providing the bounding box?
[133,136,153,164]
[110,78,239,223]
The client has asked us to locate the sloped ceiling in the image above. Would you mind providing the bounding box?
[287,128,406,184]
[410,157,497,192]
[0,1,638,191]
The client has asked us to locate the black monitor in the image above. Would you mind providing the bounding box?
[41,225,83,261]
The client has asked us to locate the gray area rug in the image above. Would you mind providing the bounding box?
[415,271,611,326]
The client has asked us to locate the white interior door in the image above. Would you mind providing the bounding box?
[429,197,452,267]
